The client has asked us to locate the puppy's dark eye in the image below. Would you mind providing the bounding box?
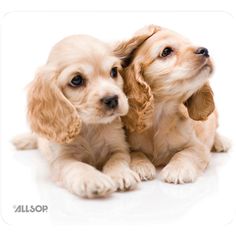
[110,67,118,78]
[160,47,173,57]
[69,75,85,87]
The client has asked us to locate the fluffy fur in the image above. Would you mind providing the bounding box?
[115,25,230,184]
[13,35,143,198]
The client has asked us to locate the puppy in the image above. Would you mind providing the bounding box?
[12,35,141,198]
[114,25,230,184]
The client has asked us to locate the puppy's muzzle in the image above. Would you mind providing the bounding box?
[101,95,119,109]
[195,47,209,57]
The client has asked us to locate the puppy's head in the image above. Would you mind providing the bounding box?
[115,25,215,132]
[28,35,129,143]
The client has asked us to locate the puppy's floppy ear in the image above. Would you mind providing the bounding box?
[27,66,81,144]
[113,25,160,133]
[122,62,154,133]
[185,83,215,121]
[113,24,160,67]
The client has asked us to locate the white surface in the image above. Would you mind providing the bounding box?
[1,11,236,227]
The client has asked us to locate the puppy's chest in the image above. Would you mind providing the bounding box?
[83,128,111,160]
[80,122,124,168]
[152,118,190,164]
[128,118,188,160]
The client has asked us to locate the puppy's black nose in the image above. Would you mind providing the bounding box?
[195,47,209,57]
[101,95,118,109]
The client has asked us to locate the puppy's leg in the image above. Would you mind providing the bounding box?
[12,133,37,150]
[130,152,156,181]
[160,143,209,184]
[103,152,140,191]
[51,157,116,198]
[212,132,231,153]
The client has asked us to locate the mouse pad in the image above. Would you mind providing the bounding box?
[0,11,235,226]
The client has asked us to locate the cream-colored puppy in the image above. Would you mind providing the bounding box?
[114,25,230,184]
[12,35,141,198]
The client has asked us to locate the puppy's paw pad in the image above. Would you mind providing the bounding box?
[106,168,141,191]
[213,135,231,153]
[131,161,156,181]
[160,160,199,184]
[72,172,116,198]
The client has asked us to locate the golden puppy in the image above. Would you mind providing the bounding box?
[114,25,230,184]
[12,35,141,198]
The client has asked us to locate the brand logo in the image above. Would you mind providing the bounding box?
[13,205,48,213]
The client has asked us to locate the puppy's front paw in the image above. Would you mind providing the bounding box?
[63,169,116,198]
[104,167,140,191]
[160,159,199,184]
[131,159,156,181]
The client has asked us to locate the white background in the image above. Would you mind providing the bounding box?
[1,1,236,235]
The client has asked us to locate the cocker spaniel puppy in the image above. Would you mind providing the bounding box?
[114,25,230,184]
[13,35,143,198]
